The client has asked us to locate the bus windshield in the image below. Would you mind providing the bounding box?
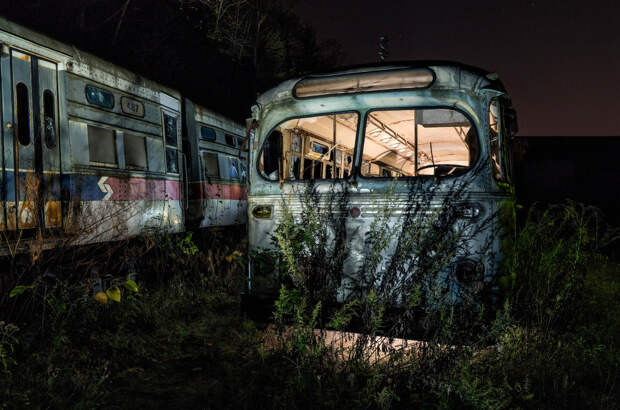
[258,107,477,181]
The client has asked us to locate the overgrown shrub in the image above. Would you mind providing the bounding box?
[265,178,619,409]
[0,197,617,409]
[0,228,251,409]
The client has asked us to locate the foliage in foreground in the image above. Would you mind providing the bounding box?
[263,187,620,410]
[0,200,618,409]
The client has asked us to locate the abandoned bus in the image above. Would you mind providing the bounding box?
[247,62,517,304]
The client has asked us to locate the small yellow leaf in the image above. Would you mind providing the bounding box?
[106,286,121,303]
[94,291,109,305]
[225,250,243,263]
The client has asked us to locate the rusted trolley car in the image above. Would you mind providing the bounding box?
[0,17,246,255]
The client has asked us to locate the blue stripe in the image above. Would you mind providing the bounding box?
[1,171,106,202]
[4,171,15,201]
[61,174,106,201]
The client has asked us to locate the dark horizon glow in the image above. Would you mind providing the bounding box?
[294,0,620,136]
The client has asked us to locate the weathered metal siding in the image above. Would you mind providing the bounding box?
[184,98,247,228]
[0,16,185,254]
[61,56,185,242]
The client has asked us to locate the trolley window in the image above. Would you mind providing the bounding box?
[225,134,236,146]
[201,151,219,177]
[163,112,179,174]
[239,160,247,182]
[229,157,240,179]
[85,85,114,109]
[200,126,216,141]
[124,133,147,169]
[163,113,178,146]
[165,148,178,174]
[88,125,117,166]
[42,90,57,148]
[16,82,30,146]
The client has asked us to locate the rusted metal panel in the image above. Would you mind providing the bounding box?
[184,98,247,229]
[0,203,5,230]
[17,200,36,228]
[44,200,61,228]
[5,202,16,230]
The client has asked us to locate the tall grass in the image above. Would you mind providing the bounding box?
[262,178,619,409]
[0,197,617,409]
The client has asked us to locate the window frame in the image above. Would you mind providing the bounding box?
[224,133,236,147]
[357,105,481,181]
[200,126,217,141]
[87,124,118,168]
[200,149,220,179]
[488,98,504,183]
[293,67,436,99]
[42,89,57,149]
[15,82,31,146]
[162,109,180,174]
[84,84,115,110]
[123,131,148,170]
[256,110,360,183]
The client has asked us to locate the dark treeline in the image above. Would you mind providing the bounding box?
[0,0,343,121]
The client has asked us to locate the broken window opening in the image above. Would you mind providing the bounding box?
[259,112,358,181]
[124,133,147,169]
[88,125,117,166]
[200,126,216,141]
[489,99,502,181]
[361,108,477,178]
[201,151,219,178]
[225,134,236,146]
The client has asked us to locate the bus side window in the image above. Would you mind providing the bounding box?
[260,130,282,180]
[259,113,359,182]
[489,99,502,181]
[290,154,300,179]
[500,102,515,182]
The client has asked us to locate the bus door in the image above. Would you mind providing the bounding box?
[1,46,61,233]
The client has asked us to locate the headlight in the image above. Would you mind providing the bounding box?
[252,205,272,219]
[459,203,483,219]
[453,259,484,283]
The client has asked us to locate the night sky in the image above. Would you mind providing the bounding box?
[294,0,620,136]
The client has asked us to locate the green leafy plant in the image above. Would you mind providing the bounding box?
[0,321,19,376]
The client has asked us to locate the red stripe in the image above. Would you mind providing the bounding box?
[189,182,247,200]
[105,177,181,200]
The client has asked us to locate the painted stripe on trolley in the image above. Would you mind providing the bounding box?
[188,182,246,200]
[1,171,181,201]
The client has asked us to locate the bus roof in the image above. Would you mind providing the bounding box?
[257,61,508,107]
